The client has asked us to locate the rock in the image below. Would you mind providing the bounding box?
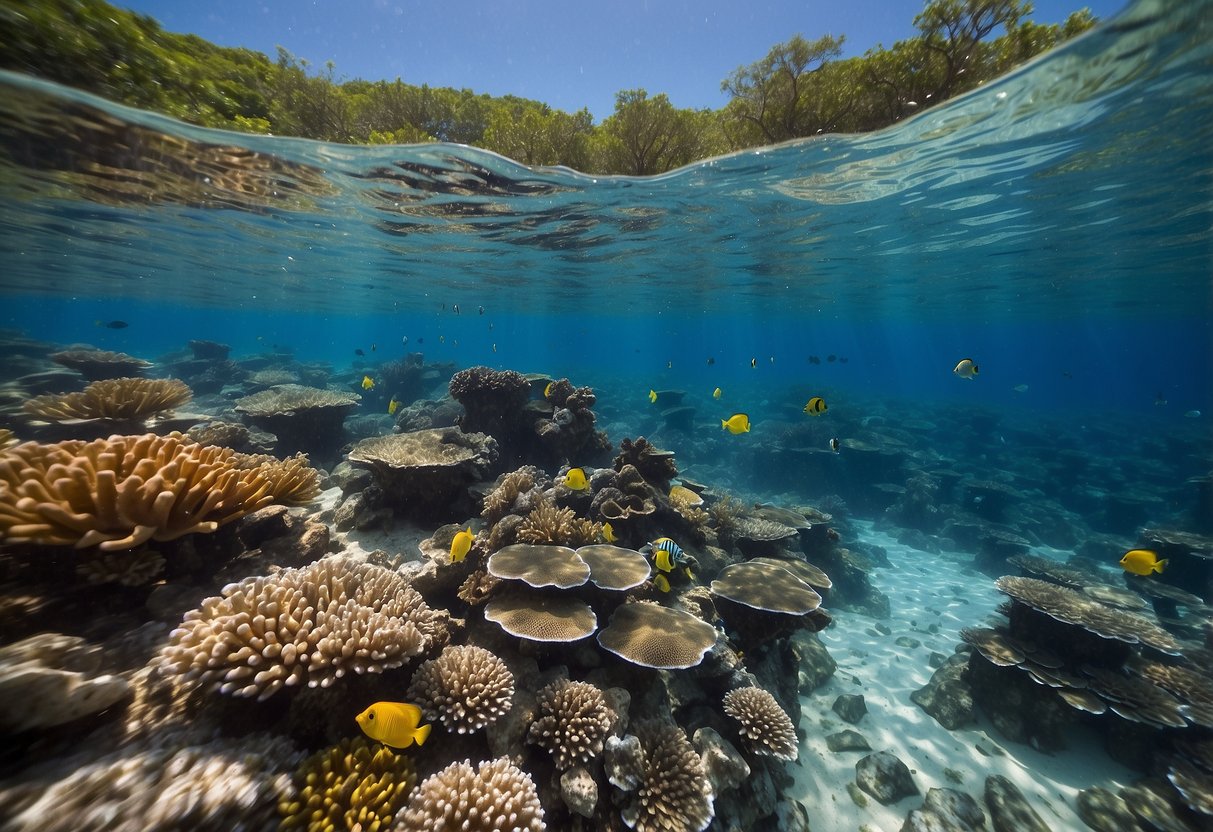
[826,730,872,752]
[833,693,868,724]
[911,658,976,730]
[896,636,922,649]
[856,751,919,805]
[875,623,893,635]
[929,652,948,669]
[329,460,373,495]
[486,688,536,762]
[0,635,131,733]
[236,505,291,548]
[560,765,597,818]
[984,775,1049,832]
[693,727,750,793]
[901,787,987,831]
[791,629,837,693]
[603,687,631,735]
[1075,787,1137,831]
[775,799,812,832]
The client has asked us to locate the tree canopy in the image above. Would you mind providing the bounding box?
[0,0,1096,175]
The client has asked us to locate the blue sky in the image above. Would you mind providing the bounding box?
[117,0,1125,121]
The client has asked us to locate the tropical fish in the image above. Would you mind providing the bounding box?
[544,382,555,399]
[479,306,485,315]
[804,396,827,416]
[953,358,979,379]
[649,389,658,404]
[809,355,821,365]
[450,527,474,563]
[840,357,849,363]
[713,387,722,399]
[362,375,375,390]
[402,336,409,346]
[371,343,377,352]
[721,413,750,434]
[1120,549,1166,576]
[652,537,685,573]
[750,358,757,368]
[1184,410,1202,419]
[439,335,445,343]
[356,701,431,749]
[602,522,617,543]
[769,356,775,364]
[355,349,365,356]
[564,468,589,491]
[683,566,695,581]
[706,357,715,366]
[827,437,840,452]
[95,320,129,329]
[492,343,497,353]
[667,360,673,369]
[827,354,837,363]
[388,398,400,416]
[654,573,671,593]
[1013,384,1029,393]
[453,304,460,314]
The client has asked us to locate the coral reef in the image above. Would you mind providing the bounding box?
[23,377,192,423]
[487,543,591,589]
[397,757,546,832]
[482,468,538,524]
[484,593,597,642]
[158,557,448,699]
[50,348,152,380]
[615,437,678,489]
[576,543,652,591]
[234,383,361,460]
[722,686,799,761]
[406,645,515,734]
[449,366,532,437]
[515,498,601,546]
[606,719,714,832]
[278,736,416,832]
[76,547,165,586]
[528,679,616,770]
[596,602,717,670]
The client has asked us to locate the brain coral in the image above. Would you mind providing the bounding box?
[0,432,317,550]
[608,719,714,832]
[528,679,615,770]
[406,645,515,734]
[397,756,545,832]
[158,557,447,700]
[23,378,192,422]
[722,686,799,761]
[278,736,416,832]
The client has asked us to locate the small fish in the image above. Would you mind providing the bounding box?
[417,337,424,344]
[564,467,589,491]
[362,375,375,390]
[1120,548,1167,576]
[1061,370,1071,379]
[649,389,658,404]
[653,537,684,572]
[402,336,409,346]
[804,396,827,416]
[721,413,750,434]
[453,304,460,314]
[478,306,484,315]
[683,566,695,581]
[750,358,757,368]
[827,354,837,363]
[95,320,129,329]
[371,343,377,352]
[1013,384,1029,393]
[355,348,365,356]
[439,335,445,343]
[602,522,617,543]
[388,398,400,415]
[488,322,494,331]
[706,357,715,366]
[1185,410,1202,418]
[809,355,821,365]
[355,701,432,749]
[953,358,979,379]
[827,437,840,452]
[450,527,474,563]
[713,387,722,399]
[667,360,673,369]
[492,343,497,353]
[654,573,671,593]
[453,340,458,347]
[769,356,775,364]
[544,382,555,399]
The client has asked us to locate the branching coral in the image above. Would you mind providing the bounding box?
[23,378,192,422]
[234,451,321,505]
[528,679,615,770]
[722,686,799,761]
[515,498,586,546]
[157,558,447,700]
[406,645,515,734]
[397,757,546,832]
[0,432,321,550]
[482,468,537,525]
[607,719,713,832]
[278,736,416,832]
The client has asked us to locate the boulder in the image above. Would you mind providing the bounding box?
[856,751,919,805]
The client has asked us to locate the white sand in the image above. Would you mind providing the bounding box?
[788,523,1135,831]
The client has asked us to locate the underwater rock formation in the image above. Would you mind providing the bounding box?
[50,348,152,381]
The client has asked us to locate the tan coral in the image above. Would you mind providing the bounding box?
[157,557,447,700]
[484,593,597,642]
[23,378,192,422]
[0,432,314,550]
[596,602,717,670]
[609,720,714,832]
[397,757,545,832]
[278,736,416,832]
[710,561,823,615]
[50,348,152,380]
[0,428,17,451]
[528,679,615,770]
[487,543,590,589]
[482,468,536,525]
[722,686,799,761]
[576,544,651,591]
[233,384,360,416]
[406,645,514,734]
[516,498,580,545]
[235,451,321,505]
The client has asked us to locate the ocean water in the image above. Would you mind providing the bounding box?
[0,0,1211,829]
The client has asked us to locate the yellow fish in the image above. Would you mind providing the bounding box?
[355,701,431,749]
[953,358,978,379]
[450,527,474,563]
[652,538,683,573]
[544,381,554,398]
[1120,549,1167,576]
[654,573,671,593]
[713,387,722,399]
[602,522,617,543]
[648,389,658,404]
[362,375,375,390]
[388,398,400,415]
[564,467,589,491]
[804,396,827,415]
[721,413,750,434]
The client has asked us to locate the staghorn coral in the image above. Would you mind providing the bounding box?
[23,378,192,422]
[397,756,545,832]
[0,432,318,550]
[608,719,713,832]
[50,348,151,380]
[157,557,447,700]
[406,645,515,734]
[76,547,165,586]
[279,736,416,832]
[528,679,615,770]
[482,468,537,525]
[722,686,799,761]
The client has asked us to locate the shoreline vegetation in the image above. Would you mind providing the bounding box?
[0,0,1095,175]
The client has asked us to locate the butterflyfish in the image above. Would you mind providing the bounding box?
[564,467,589,491]
[648,389,658,404]
[713,387,722,399]
[362,375,375,390]
[804,396,827,415]
[388,398,400,415]
[355,701,432,749]
[652,538,684,573]
[1120,549,1167,576]
[450,527,474,563]
[654,573,671,593]
[828,437,840,453]
[602,522,617,543]
[721,413,750,434]
[953,358,978,379]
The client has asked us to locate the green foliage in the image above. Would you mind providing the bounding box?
[0,0,1097,174]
